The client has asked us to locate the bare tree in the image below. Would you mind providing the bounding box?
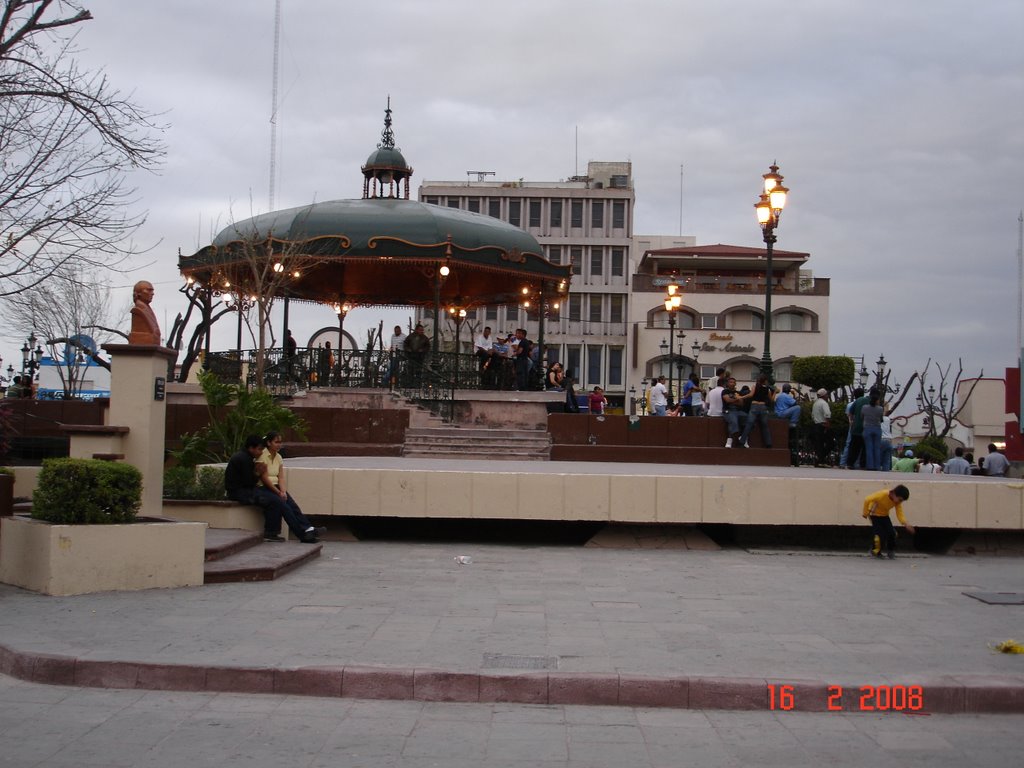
[6,267,115,397]
[198,232,329,388]
[910,358,984,438]
[165,281,235,383]
[0,0,164,297]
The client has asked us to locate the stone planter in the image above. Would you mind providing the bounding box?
[0,515,206,596]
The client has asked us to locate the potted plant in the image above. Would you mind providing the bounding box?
[0,458,206,595]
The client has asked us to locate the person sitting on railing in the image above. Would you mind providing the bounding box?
[546,362,565,391]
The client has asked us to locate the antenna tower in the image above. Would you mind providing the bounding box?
[268,0,282,210]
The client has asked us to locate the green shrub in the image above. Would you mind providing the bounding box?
[912,435,949,464]
[162,464,226,500]
[792,356,855,395]
[173,369,306,466]
[32,458,141,524]
[163,465,195,499]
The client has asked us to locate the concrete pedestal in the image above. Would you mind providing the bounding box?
[102,344,176,517]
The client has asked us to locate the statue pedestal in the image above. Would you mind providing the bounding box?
[101,344,175,517]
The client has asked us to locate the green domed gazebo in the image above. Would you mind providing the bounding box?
[179,102,571,323]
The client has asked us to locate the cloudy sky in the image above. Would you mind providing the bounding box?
[4,0,1022,399]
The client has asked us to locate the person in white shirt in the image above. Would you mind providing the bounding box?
[649,376,668,416]
[475,326,497,386]
[706,384,725,418]
[387,325,406,387]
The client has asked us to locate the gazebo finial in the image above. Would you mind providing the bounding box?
[379,95,397,151]
[362,97,413,199]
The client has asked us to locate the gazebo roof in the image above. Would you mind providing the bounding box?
[178,102,570,309]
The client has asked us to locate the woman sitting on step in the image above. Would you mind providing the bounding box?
[258,431,324,543]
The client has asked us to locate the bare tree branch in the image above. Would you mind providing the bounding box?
[0,1,165,296]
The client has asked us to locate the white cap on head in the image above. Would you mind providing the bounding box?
[817,388,827,397]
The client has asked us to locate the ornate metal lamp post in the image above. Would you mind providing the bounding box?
[21,333,44,381]
[754,162,789,382]
[916,385,947,437]
[663,280,682,405]
[874,354,901,397]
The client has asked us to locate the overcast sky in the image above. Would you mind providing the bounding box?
[4,0,1022,399]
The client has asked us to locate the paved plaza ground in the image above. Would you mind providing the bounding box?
[1,540,1023,765]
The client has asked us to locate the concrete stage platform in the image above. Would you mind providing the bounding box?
[284,457,1024,530]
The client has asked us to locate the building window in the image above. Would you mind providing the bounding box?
[701,313,718,330]
[590,248,603,276]
[467,198,480,213]
[568,294,582,321]
[485,305,498,321]
[566,346,581,381]
[700,364,717,380]
[591,201,604,228]
[488,200,501,219]
[425,196,439,206]
[570,200,583,228]
[587,345,602,385]
[529,200,541,227]
[774,361,793,381]
[548,246,561,265]
[589,295,603,323]
[751,313,764,330]
[677,313,695,329]
[774,312,805,331]
[611,248,624,276]
[447,198,460,209]
[609,295,623,323]
[509,199,521,227]
[550,200,562,228]
[465,308,478,320]
[612,200,625,229]
[608,347,623,386]
[570,247,582,275]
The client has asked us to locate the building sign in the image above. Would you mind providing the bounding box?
[699,340,757,354]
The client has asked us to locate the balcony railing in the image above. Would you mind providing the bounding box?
[633,274,830,296]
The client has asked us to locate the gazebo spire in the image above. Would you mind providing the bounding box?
[362,97,413,199]
[379,95,396,150]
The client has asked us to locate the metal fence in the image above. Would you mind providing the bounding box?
[204,348,545,423]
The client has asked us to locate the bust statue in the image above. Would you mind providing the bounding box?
[128,280,162,345]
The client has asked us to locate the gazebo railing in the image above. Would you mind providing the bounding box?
[206,348,515,402]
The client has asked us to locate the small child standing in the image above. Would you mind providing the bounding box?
[863,484,914,559]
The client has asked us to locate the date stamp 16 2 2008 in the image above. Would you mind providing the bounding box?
[767,684,924,712]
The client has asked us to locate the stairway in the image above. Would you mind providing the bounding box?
[203,528,322,584]
[402,426,552,460]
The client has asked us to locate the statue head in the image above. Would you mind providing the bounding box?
[133,280,154,304]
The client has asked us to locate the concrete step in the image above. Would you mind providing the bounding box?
[401,450,550,461]
[405,427,547,439]
[202,527,323,583]
[204,528,262,562]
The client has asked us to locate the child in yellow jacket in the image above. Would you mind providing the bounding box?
[863,485,914,559]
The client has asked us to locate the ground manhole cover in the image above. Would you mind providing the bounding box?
[963,592,1024,605]
[482,653,558,670]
